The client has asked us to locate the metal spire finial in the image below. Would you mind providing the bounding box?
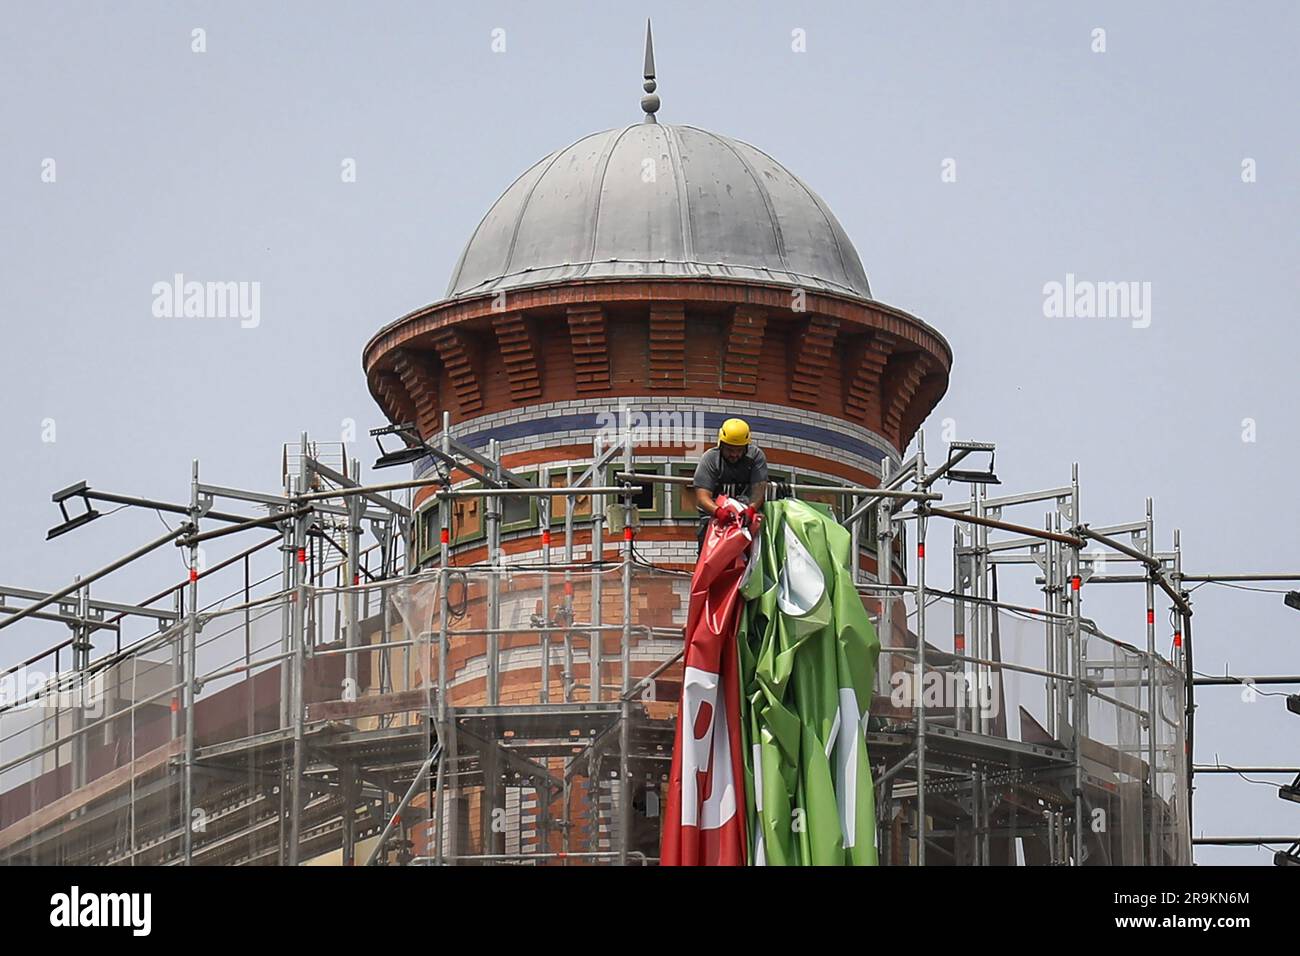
[640,19,660,123]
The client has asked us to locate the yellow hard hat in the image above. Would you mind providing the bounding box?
[718,418,751,446]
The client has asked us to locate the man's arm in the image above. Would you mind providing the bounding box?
[748,447,769,511]
[695,486,720,516]
[691,450,720,516]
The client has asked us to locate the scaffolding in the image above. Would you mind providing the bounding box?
[0,426,1294,865]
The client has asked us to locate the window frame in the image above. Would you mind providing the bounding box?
[450,481,487,546]
[605,463,665,519]
[545,466,595,529]
[669,462,700,519]
[413,502,441,565]
[499,470,540,534]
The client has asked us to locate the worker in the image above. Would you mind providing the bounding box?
[692,418,768,551]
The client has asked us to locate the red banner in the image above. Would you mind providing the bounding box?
[661,501,754,866]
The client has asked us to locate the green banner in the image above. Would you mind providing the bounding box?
[738,498,881,865]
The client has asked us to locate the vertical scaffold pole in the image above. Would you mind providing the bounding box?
[1172,527,1193,843]
[1172,530,1185,671]
[288,435,309,866]
[345,457,361,697]
[876,460,893,645]
[591,437,604,702]
[953,523,966,733]
[849,493,861,586]
[875,458,894,864]
[71,578,89,796]
[973,482,987,737]
[276,471,293,866]
[914,434,927,866]
[618,426,634,865]
[564,466,575,703]
[439,412,458,864]
[183,458,200,866]
[974,482,989,863]
[1043,513,1056,740]
[540,492,552,704]
[538,471,555,854]
[1070,463,1084,865]
[433,483,451,866]
[1046,510,1064,866]
[1144,497,1158,865]
[487,438,501,706]
[172,589,183,742]
[1056,511,1071,740]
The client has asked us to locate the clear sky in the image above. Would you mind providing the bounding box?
[1,1,1297,864]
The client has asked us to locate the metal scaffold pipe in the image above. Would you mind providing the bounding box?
[1194,765,1300,774]
[0,525,191,632]
[486,438,501,706]
[182,459,200,866]
[1078,524,1192,617]
[180,506,311,546]
[1143,498,1158,866]
[345,457,361,699]
[1069,464,1084,865]
[294,479,634,503]
[914,434,927,867]
[365,742,444,866]
[540,492,552,705]
[619,426,634,865]
[564,465,576,705]
[1179,572,1300,582]
[613,470,941,501]
[925,506,1085,548]
[591,436,604,704]
[1193,674,1300,686]
[873,456,895,862]
[435,413,453,865]
[287,436,310,866]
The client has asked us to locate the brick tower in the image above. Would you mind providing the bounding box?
[363,85,951,578]
[361,39,950,862]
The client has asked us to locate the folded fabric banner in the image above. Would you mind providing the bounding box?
[662,497,880,866]
[739,498,881,865]
[661,496,757,866]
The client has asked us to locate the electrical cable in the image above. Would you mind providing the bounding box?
[1192,670,1290,697]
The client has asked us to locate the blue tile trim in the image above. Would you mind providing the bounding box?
[416,410,890,473]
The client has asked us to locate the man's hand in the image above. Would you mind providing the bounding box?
[695,486,719,517]
[714,508,738,527]
[742,505,758,529]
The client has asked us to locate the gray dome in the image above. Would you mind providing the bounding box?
[446,124,872,301]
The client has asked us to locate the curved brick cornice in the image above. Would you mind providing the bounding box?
[364,278,950,454]
[364,279,950,371]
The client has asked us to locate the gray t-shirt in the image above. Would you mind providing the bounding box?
[692,444,769,505]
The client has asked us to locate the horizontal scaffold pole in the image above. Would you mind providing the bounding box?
[0,525,190,633]
[925,506,1085,548]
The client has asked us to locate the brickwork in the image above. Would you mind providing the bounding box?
[390,350,440,438]
[430,326,483,414]
[365,281,950,454]
[720,305,766,394]
[566,305,612,394]
[491,311,543,401]
[647,305,686,390]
